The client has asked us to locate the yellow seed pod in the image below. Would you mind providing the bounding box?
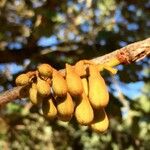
[88,65,109,108]
[74,60,86,76]
[42,97,57,119]
[37,77,51,97]
[52,70,68,97]
[81,77,89,96]
[15,73,30,86]
[75,92,94,125]
[66,64,83,97]
[90,108,109,133]
[29,83,43,105]
[37,63,53,77]
[56,93,74,122]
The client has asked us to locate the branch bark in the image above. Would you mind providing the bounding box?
[0,38,150,106]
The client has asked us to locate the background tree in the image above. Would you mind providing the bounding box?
[0,0,149,149]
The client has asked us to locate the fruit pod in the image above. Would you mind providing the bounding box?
[15,73,30,86]
[37,63,53,78]
[90,108,109,133]
[52,70,68,97]
[81,77,89,96]
[74,60,86,77]
[29,83,43,105]
[56,93,74,122]
[75,92,94,125]
[66,64,83,97]
[88,65,109,108]
[36,77,51,97]
[42,96,57,119]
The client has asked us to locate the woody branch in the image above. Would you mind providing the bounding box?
[0,38,150,106]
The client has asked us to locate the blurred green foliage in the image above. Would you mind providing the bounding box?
[0,0,149,149]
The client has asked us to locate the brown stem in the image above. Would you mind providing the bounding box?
[0,86,24,106]
[0,38,150,106]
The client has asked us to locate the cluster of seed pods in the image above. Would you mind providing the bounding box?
[16,60,117,133]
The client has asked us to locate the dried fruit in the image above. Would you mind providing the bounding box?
[56,93,74,122]
[52,70,68,97]
[42,97,57,119]
[75,92,94,125]
[29,83,43,105]
[37,63,53,77]
[37,77,51,97]
[66,64,83,96]
[90,108,109,133]
[88,65,109,108]
[15,73,30,86]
